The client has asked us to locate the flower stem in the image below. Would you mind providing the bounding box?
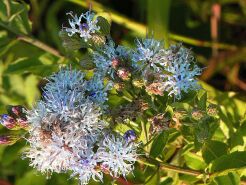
[160,163,203,176]
[17,35,64,58]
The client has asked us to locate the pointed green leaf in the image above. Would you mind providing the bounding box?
[150,131,169,158]
[96,16,111,35]
[202,140,228,164]
[210,151,246,172]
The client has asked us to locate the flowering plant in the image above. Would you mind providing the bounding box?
[0,5,245,185]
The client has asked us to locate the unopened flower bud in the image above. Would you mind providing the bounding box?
[145,82,163,96]
[191,110,204,120]
[132,79,144,88]
[207,105,218,117]
[117,68,131,81]
[0,135,19,145]
[123,130,137,143]
[149,114,170,133]
[111,58,120,69]
[16,117,29,130]
[0,114,19,130]
[114,83,125,91]
[7,105,26,118]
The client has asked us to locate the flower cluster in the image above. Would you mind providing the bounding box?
[132,42,201,99]
[22,10,202,185]
[159,45,202,99]
[63,11,201,99]
[24,69,138,184]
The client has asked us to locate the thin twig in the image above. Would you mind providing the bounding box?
[17,35,64,58]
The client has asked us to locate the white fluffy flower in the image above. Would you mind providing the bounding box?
[24,128,76,173]
[64,11,100,41]
[132,38,167,72]
[97,134,138,178]
[161,45,201,99]
[25,68,108,183]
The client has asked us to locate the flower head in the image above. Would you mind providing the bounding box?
[93,39,129,78]
[161,45,201,99]
[132,38,167,72]
[64,11,100,42]
[97,134,138,178]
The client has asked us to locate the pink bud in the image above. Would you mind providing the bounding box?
[0,135,19,145]
[111,58,120,69]
[7,105,26,118]
[117,68,131,81]
[145,82,163,96]
[0,114,19,130]
[16,118,29,130]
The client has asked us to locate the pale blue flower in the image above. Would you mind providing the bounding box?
[64,11,100,42]
[161,45,202,99]
[93,39,129,78]
[132,38,167,72]
[97,134,138,178]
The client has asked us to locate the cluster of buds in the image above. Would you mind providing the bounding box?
[0,105,28,130]
[191,109,205,120]
[207,104,218,117]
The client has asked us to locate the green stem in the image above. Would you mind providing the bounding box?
[17,35,64,58]
[160,163,203,176]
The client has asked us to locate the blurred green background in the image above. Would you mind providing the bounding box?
[0,0,245,184]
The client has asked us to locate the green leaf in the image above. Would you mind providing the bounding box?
[0,0,32,35]
[24,75,40,107]
[80,55,95,70]
[197,91,207,111]
[210,151,246,172]
[145,170,159,185]
[59,31,88,50]
[202,140,228,164]
[96,16,111,35]
[16,170,46,185]
[1,141,25,166]
[183,152,207,170]
[212,172,240,185]
[4,57,58,76]
[150,131,169,158]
